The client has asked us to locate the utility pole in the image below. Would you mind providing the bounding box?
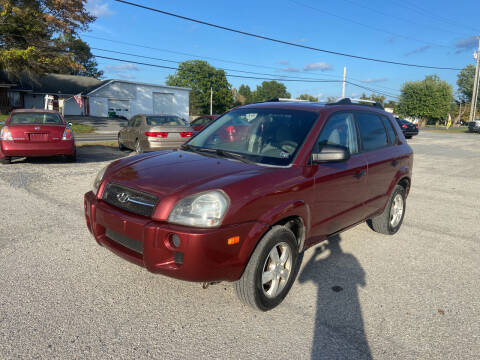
[469,37,480,122]
[342,66,346,98]
[210,87,213,115]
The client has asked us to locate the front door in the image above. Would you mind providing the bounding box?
[309,111,368,241]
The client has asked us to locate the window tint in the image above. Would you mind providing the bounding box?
[9,113,62,125]
[316,112,358,154]
[382,116,397,144]
[134,117,143,127]
[147,116,185,126]
[356,112,388,151]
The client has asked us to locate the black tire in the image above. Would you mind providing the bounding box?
[118,135,127,151]
[135,139,143,154]
[1,156,11,164]
[65,151,76,162]
[405,135,412,139]
[234,225,302,311]
[367,185,406,235]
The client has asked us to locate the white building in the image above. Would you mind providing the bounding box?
[1,72,191,120]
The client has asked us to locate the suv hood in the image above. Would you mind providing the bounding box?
[104,150,272,199]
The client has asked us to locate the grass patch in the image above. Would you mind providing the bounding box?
[71,122,95,134]
[0,114,7,124]
[76,141,118,147]
[422,127,469,134]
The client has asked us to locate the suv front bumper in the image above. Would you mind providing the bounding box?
[84,191,267,282]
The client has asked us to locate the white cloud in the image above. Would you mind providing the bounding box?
[303,62,333,72]
[404,45,431,56]
[276,60,290,65]
[282,67,300,72]
[455,36,478,54]
[104,64,139,79]
[361,77,388,83]
[86,0,114,17]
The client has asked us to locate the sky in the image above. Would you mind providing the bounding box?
[83,0,480,102]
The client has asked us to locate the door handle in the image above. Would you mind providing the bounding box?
[391,160,399,167]
[353,170,366,179]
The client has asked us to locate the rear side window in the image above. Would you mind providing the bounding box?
[316,112,358,154]
[9,113,62,125]
[355,112,388,151]
[147,116,185,126]
[382,116,397,144]
[134,117,143,127]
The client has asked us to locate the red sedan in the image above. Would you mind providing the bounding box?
[0,109,76,164]
[190,115,219,134]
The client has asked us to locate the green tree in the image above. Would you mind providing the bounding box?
[237,84,253,105]
[252,81,290,102]
[360,93,386,106]
[397,75,453,126]
[456,64,479,103]
[0,0,100,77]
[297,94,318,102]
[166,60,234,115]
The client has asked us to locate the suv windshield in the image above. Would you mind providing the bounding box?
[146,116,185,126]
[185,108,318,166]
[9,113,63,125]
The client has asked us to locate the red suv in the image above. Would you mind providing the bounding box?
[84,98,413,311]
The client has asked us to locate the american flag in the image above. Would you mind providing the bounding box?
[74,94,83,108]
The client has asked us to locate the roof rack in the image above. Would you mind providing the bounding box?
[326,97,384,110]
[265,98,311,102]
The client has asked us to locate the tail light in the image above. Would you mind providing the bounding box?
[62,127,73,140]
[0,126,13,141]
[402,124,408,129]
[415,125,418,129]
[180,132,193,138]
[145,132,168,138]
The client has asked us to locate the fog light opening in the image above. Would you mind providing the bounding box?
[170,233,181,248]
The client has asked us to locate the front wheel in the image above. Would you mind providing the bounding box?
[367,185,406,235]
[1,156,11,164]
[135,139,143,154]
[118,135,127,151]
[234,226,302,311]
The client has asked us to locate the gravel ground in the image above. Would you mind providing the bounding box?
[0,133,479,359]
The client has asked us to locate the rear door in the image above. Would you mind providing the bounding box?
[309,111,368,240]
[355,111,397,217]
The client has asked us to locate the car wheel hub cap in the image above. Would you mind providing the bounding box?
[390,194,404,228]
[262,242,292,298]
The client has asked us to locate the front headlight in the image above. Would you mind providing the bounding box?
[168,190,230,228]
[92,165,108,194]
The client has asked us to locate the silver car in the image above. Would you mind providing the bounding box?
[118,114,193,153]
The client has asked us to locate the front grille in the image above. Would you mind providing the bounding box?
[106,228,143,254]
[102,183,158,217]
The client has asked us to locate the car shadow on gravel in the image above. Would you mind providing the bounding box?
[298,235,372,360]
[11,146,129,165]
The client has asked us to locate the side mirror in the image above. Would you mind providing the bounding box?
[311,144,350,163]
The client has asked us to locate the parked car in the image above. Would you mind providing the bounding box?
[468,120,480,133]
[190,115,219,134]
[395,117,418,139]
[118,114,193,153]
[85,98,413,311]
[0,109,76,164]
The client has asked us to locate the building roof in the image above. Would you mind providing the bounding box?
[0,72,105,95]
[0,72,191,96]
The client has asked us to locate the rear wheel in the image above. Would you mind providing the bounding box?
[135,139,143,154]
[65,151,76,163]
[118,135,127,151]
[234,226,302,311]
[405,135,412,139]
[1,156,11,164]
[367,185,406,235]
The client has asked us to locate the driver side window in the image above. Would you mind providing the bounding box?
[317,112,358,154]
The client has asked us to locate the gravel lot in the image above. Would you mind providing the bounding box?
[1,133,479,359]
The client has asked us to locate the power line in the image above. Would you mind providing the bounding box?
[94,55,342,83]
[288,0,452,48]
[94,54,399,99]
[112,0,462,71]
[86,35,401,93]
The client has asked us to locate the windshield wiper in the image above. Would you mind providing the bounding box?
[214,149,257,164]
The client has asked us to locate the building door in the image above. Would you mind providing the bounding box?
[152,92,175,115]
[107,99,130,118]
